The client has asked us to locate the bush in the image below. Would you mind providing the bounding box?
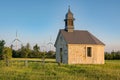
[46,50,55,58]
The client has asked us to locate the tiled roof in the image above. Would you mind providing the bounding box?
[60,29,105,45]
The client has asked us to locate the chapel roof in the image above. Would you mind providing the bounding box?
[60,29,105,45]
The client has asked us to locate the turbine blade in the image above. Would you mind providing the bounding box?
[47,42,53,45]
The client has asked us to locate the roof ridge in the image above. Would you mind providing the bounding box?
[60,29,88,31]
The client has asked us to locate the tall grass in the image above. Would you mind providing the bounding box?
[0,59,120,80]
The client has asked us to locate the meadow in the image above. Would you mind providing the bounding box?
[0,59,120,80]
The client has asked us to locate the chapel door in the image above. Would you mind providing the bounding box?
[60,48,62,63]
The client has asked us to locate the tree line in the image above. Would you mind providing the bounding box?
[0,40,55,60]
[1,40,120,60]
[105,51,120,60]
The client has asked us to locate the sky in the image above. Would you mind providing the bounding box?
[0,0,120,52]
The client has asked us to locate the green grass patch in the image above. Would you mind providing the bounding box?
[0,59,120,80]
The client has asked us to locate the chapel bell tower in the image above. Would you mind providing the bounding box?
[64,7,75,32]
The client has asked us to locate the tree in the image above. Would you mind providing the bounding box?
[3,47,12,59]
[33,44,40,52]
[105,52,113,60]
[0,40,5,60]
[28,44,41,58]
[12,50,20,58]
[115,51,120,60]
[3,47,12,66]
[19,43,31,58]
[47,50,55,58]
[25,43,31,57]
[33,44,41,57]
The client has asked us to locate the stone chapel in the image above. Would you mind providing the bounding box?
[54,7,105,64]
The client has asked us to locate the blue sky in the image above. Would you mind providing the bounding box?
[0,0,120,52]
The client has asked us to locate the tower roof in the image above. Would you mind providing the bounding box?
[64,7,75,32]
[65,7,74,19]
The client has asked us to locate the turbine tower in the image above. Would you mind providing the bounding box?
[47,37,53,51]
[12,30,22,50]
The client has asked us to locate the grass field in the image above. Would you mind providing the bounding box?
[0,59,120,80]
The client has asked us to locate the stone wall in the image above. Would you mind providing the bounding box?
[55,33,68,64]
[68,44,104,64]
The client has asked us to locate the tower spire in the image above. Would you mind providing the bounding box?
[16,30,18,39]
[64,6,75,32]
[68,5,70,11]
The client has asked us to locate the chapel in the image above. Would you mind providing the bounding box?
[54,7,105,64]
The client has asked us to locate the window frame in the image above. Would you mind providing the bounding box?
[87,47,92,57]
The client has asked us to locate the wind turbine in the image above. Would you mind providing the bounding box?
[47,36,53,51]
[12,30,22,50]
